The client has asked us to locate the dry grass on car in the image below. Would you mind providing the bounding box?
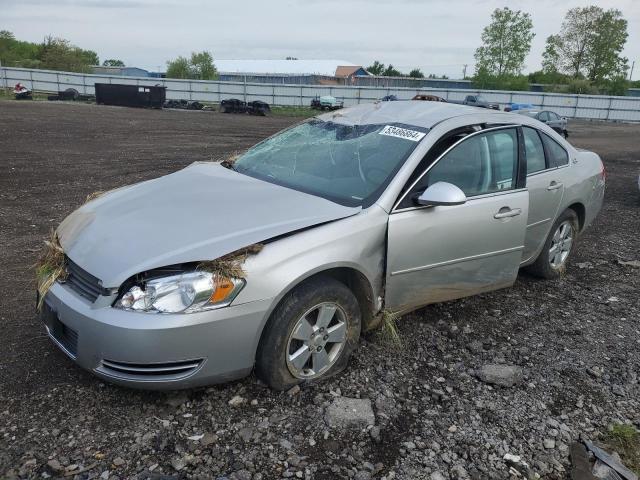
[377,309,403,348]
[198,244,264,279]
[34,230,67,310]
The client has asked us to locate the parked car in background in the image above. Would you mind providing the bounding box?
[504,103,534,112]
[519,110,569,138]
[310,95,343,111]
[40,102,605,390]
[381,95,398,101]
[412,94,446,102]
[449,94,499,110]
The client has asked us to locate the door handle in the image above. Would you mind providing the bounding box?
[494,207,522,219]
[547,181,563,191]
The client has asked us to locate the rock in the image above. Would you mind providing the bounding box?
[287,385,301,396]
[618,259,640,268]
[370,426,381,443]
[237,426,254,442]
[430,473,446,480]
[280,438,293,450]
[612,385,626,397]
[324,397,375,429]
[543,438,556,449]
[228,395,246,406]
[355,471,372,480]
[171,456,187,471]
[112,457,125,467]
[466,340,483,353]
[450,465,469,479]
[476,364,523,387]
[165,393,188,408]
[200,432,218,446]
[46,460,62,472]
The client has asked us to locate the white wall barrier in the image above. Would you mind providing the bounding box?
[2,66,639,122]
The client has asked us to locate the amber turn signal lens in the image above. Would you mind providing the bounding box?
[210,276,236,303]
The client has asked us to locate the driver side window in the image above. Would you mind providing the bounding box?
[399,128,519,209]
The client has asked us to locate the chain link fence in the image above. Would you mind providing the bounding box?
[2,66,639,121]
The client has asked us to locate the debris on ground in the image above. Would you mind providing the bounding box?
[324,397,375,429]
[164,99,204,110]
[475,363,524,387]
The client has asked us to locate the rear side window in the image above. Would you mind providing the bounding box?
[523,127,546,174]
[541,133,569,167]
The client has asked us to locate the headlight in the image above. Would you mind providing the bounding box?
[114,271,244,313]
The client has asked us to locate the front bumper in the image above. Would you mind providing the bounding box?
[40,281,273,389]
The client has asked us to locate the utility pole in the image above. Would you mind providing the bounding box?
[629,61,635,81]
[462,64,468,79]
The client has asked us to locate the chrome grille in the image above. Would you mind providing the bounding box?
[65,258,106,302]
[97,359,203,381]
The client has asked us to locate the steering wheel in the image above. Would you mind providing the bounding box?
[361,164,388,185]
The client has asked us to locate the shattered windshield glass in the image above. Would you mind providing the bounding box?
[232,120,427,207]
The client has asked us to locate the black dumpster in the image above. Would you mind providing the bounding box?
[94,83,166,108]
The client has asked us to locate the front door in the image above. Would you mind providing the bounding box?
[385,126,529,313]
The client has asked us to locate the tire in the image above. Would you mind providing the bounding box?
[255,275,361,390]
[526,209,579,279]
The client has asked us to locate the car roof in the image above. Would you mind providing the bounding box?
[317,100,519,129]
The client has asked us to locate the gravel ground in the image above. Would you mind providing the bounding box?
[0,101,638,480]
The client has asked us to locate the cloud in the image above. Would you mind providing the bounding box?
[1,0,638,79]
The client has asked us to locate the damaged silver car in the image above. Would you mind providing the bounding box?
[39,101,605,390]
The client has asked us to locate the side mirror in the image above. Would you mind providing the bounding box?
[415,182,467,207]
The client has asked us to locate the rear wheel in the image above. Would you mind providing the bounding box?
[256,276,361,390]
[526,209,579,279]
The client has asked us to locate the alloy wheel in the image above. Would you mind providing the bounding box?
[285,302,347,379]
[548,220,574,269]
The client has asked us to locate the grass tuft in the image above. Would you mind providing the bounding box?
[198,244,263,279]
[377,309,403,348]
[602,423,640,474]
[85,190,106,203]
[34,230,67,310]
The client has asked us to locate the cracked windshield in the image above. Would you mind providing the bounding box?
[233,120,427,206]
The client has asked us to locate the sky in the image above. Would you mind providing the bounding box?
[1,0,639,80]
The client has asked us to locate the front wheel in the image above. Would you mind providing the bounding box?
[526,209,579,279]
[256,276,361,390]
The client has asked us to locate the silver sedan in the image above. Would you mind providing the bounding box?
[39,101,605,390]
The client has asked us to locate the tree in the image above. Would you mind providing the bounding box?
[189,51,217,80]
[103,59,125,67]
[587,9,628,83]
[38,36,98,73]
[474,7,534,77]
[166,51,217,80]
[366,60,385,75]
[542,6,628,82]
[382,64,402,77]
[408,68,424,78]
[166,56,191,79]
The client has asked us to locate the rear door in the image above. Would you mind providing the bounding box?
[385,126,529,313]
[521,127,567,263]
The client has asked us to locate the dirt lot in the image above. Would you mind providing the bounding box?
[0,101,638,480]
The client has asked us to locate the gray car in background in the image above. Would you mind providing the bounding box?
[519,110,569,138]
[40,101,605,390]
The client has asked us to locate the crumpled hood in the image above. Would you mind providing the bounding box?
[58,162,360,287]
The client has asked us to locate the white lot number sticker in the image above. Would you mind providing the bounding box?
[379,125,426,142]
